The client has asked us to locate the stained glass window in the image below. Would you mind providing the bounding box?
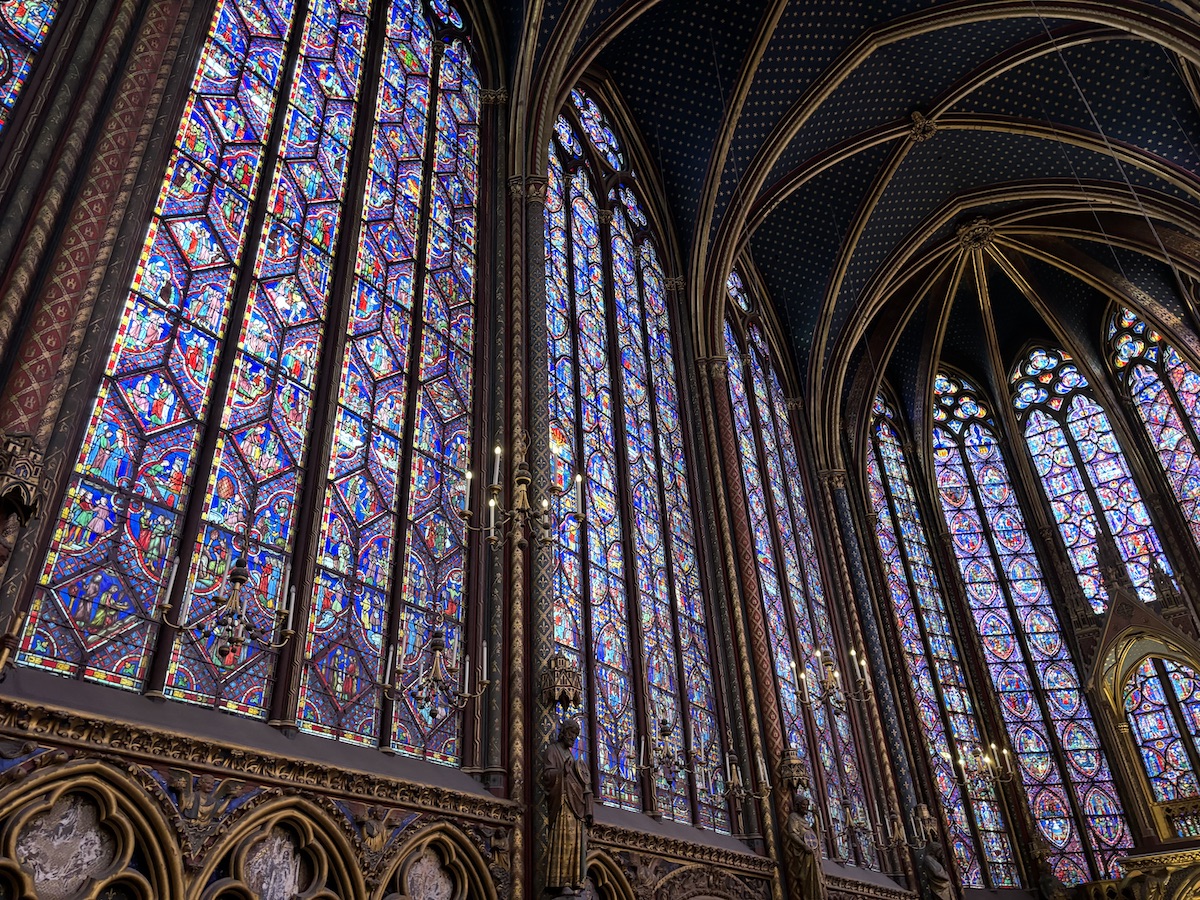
[724,282,876,869]
[1012,347,1170,612]
[545,89,727,831]
[1124,657,1200,803]
[19,0,482,765]
[1109,308,1200,556]
[932,372,1131,882]
[868,393,1017,888]
[0,0,58,133]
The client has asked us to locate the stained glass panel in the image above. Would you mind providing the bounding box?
[163,0,374,717]
[870,394,1017,887]
[19,0,301,687]
[1125,659,1199,802]
[546,96,725,824]
[389,34,479,761]
[1110,309,1200,557]
[0,0,58,132]
[1014,347,1169,611]
[933,372,1131,882]
[296,0,434,747]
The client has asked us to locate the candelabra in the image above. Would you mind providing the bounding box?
[957,743,1016,787]
[872,805,923,851]
[832,799,873,860]
[795,647,872,711]
[457,431,564,548]
[384,607,489,723]
[163,556,296,665]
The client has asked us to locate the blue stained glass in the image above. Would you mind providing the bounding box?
[870,394,1017,888]
[570,87,623,171]
[1013,347,1169,613]
[20,0,301,690]
[163,0,374,717]
[0,0,58,133]
[933,372,1131,881]
[546,114,725,826]
[1111,309,1200,561]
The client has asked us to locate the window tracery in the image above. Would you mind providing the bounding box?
[544,88,726,830]
[1011,347,1170,612]
[724,277,875,868]
[1109,308,1200,556]
[868,393,1017,888]
[931,372,1131,882]
[18,0,482,765]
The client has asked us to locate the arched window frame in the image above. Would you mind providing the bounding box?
[865,388,1019,889]
[544,84,730,832]
[15,0,495,768]
[722,269,877,868]
[930,368,1133,883]
[0,0,61,136]
[1010,343,1175,613]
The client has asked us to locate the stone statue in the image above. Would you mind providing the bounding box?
[921,840,954,900]
[1033,842,1067,900]
[542,719,593,896]
[784,792,825,900]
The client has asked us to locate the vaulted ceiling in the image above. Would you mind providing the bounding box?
[503,0,1200,466]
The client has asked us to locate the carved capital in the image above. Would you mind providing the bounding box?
[0,431,43,524]
[819,469,847,489]
[784,396,803,412]
[525,177,547,205]
[697,356,729,379]
[664,276,685,292]
[908,110,938,143]
[479,87,509,105]
[957,217,995,251]
[596,208,614,226]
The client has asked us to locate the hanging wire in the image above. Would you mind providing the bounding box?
[1027,0,1190,299]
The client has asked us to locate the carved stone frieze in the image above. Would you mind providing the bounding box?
[589,821,774,877]
[825,873,916,900]
[480,87,509,105]
[0,698,520,825]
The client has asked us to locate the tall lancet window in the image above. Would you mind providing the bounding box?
[724,272,876,868]
[1012,347,1170,611]
[18,0,482,765]
[931,372,1131,882]
[1110,308,1200,552]
[544,87,727,830]
[1016,343,1200,805]
[868,393,1017,888]
[0,1,58,132]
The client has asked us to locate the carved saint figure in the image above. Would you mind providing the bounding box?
[921,840,954,900]
[785,792,825,900]
[542,719,592,896]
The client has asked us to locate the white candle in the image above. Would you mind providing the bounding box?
[464,470,472,516]
[725,752,733,783]
[285,585,296,632]
[641,735,648,768]
[492,444,502,485]
[488,497,496,539]
[481,641,488,680]
[575,472,583,518]
[756,753,769,787]
[463,652,470,692]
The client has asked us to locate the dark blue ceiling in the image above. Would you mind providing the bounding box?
[515,0,1200,401]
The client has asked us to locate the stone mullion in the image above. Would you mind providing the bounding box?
[822,469,919,886]
[516,172,546,900]
[483,95,508,788]
[703,355,785,900]
[0,0,136,368]
[0,0,195,655]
